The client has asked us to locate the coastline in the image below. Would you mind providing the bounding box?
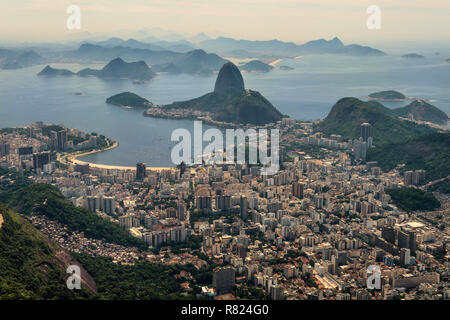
[65,141,175,172]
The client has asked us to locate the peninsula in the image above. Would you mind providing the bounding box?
[145,62,283,126]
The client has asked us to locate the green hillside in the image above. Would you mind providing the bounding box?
[0,203,92,299]
[165,89,283,126]
[386,188,441,212]
[0,183,148,250]
[318,97,434,144]
[366,132,450,182]
[106,92,151,108]
[392,100,448,125]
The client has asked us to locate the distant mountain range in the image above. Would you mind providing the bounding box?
[90,37,195,53]
[38,57,156,80]
[0,49,44,69]
[0,35,387,72]
[65,44,227,76]
[198,36,386,58]
[151,49,227,76]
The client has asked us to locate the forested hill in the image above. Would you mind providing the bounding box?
[0,203,94,299]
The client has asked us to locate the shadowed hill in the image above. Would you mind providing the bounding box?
[318,97,434,144]
[0,203,96,299]
[163,62,283,126]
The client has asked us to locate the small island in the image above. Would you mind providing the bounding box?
[37,65,75,76]
[402,53,425,59]
[37,57,156,81]
[106,92,154,108]
[279,65,294,71]
[367,90,406,101]
[239,60,274,73]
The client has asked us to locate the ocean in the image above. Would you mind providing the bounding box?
[0,52,449,167]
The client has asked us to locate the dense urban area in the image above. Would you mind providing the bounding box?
[0,119,448,300]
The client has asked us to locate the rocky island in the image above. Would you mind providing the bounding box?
[279,65,294,71]
[106,92,154,108]
[367,90,407,101]
[37,57,156,81]
[38,65,75,76]
[239,60,274,73]
[402,53,425,59]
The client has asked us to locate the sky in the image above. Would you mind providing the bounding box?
[0,0,449,45]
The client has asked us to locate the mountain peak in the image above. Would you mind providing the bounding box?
[331,37,344,46]
[214,62,245,93]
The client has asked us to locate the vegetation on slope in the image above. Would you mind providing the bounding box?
[428,178,450,195]
[386,188,441,212]
[73,253,195,300]
[366,132,450,182]
[392,100,448,125]
[0,183,147,250]
[0,203,91,299]
[106,92,151,108]
[368,90,406,100]
[318,97,435,145]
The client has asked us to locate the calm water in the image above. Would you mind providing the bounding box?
[0,52,449,167]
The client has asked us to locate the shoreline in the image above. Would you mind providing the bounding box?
[65,141,175,172]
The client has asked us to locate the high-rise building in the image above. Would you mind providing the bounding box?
[74,163,90,174]
[0,143,10,156]
[360,122,372,142]
[400,248,411,266]
[179,161,186,176]
[213,266,235,294]
[409,231,417,256]
[397,230,409,249]
[382,227,396,244]
[32,152,51,170]
[216,195,231,212]
[51,129,68,151]
[404,170,426,186]
[18,146,33,155]
[240,196,248,220]
[196,196,212,212]
[103,196,116,215]
[177,201,186,221]
[292,182,304,199]
[136,162,147,181]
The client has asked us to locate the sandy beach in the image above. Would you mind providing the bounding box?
[66,142,175,172]
[269,59,282,66]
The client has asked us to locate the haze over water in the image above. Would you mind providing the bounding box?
[0,52,449,167]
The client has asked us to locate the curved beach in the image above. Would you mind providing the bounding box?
[66,141,175,172]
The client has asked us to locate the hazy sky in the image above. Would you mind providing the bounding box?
[1,0,449,44]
